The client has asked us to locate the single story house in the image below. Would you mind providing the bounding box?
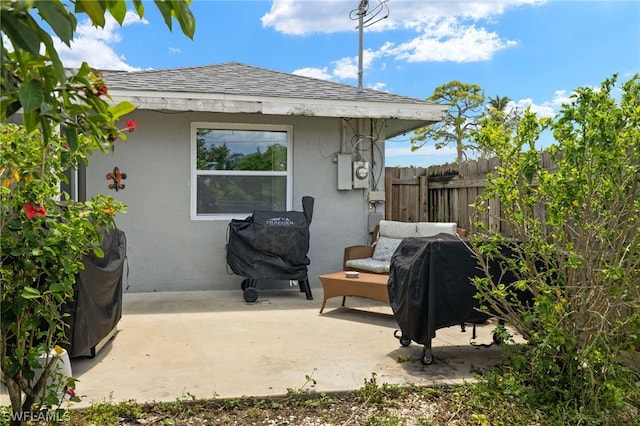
[82,62,446,292]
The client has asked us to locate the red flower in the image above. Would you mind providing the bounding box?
[126,120,137,132]
[23,203,46,219]
[94,82,108,97]
[67,387,76,397]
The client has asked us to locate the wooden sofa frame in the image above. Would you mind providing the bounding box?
[342,225,380,272]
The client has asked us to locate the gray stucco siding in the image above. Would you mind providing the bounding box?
[86,110,375,292]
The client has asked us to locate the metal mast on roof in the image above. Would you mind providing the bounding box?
[351,0,390,93]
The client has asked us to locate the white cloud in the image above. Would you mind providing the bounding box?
[264,0,526,83]
[332,56,358,79]
[368,82,387,91]
[292,48,381,82]
[385,140,457,167]
[511,89,575,119]
[262,0,379,35]
[514,99,555,118]
[388,18,518,62]
[55,11,147,71]
[549,90,573,107]
[291,65,388,92]
[386,143,456,158]
[292,66,333,80]
[333,48,379,79]
[263,1,546,35]
[391,0,545,27]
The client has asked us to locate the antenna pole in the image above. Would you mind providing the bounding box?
[357,0,367,93]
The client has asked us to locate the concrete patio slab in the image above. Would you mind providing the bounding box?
[2,289,517,409]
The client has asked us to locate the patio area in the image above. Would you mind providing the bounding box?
[2,288,516,409]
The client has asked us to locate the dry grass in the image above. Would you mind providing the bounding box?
[67,383,543,426]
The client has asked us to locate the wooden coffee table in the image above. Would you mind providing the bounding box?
[318,271,390,313]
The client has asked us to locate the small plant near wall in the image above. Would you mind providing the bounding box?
[470,74,639,423]
[0,124,126,423]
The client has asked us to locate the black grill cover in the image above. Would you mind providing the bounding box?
[226,196,314,280]
[388,235,516,345]
[63,226,126,357]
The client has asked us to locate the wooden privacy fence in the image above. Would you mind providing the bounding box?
[384,152,555,235]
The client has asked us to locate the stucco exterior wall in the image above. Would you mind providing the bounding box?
[86,110,383,292]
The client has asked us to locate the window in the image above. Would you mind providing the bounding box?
[191,123,292,219]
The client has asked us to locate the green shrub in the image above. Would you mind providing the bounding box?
[1,124,126,419]
[471,74,640,423]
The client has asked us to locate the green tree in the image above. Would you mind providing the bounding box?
[1,1,196,423]
[236,144,288,171]
[1,0,195,150]
[473,94,521,159]
[471,74,640,422]
[197,142,243,170]
[410,81,485,164]
[486,95,511,116]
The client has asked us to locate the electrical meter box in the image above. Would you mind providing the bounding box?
[352,160,369,189]
[337,154,352,190]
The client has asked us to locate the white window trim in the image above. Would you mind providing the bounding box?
[190,122,293,221]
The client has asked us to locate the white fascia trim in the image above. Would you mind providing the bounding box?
[108,90,447,122]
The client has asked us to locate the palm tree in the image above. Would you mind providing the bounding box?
[486,95,512,121]
[488,95,511,111]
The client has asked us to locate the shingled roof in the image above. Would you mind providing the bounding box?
[102,62,446,137]
[103,62,430,104]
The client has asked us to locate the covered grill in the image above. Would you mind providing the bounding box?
[62,226,127,358]
[388,234,517,364]
[226,196,314,302]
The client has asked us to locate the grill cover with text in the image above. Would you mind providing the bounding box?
[227,196,314,280]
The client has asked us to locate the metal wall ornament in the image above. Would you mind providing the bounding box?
[106,167,127,191]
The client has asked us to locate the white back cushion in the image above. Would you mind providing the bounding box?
[378,220,417,238]
[415,222,457,237]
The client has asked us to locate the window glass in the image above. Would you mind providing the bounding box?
[196,175,286,214]
[196,129,287,171]
[192,125,290,219]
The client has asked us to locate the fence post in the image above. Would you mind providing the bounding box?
[419,175,428,221]
[384,167,395,220]
[486,157,501,234]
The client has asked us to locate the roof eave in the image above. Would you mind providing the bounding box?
[384,120,437,139]
[108,90,447,123]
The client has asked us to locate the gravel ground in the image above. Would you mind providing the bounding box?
[68,384,537,426]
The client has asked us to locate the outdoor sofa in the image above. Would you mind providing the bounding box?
[343,220,462,274]
[319,219,464,315]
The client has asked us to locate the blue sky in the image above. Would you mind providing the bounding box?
[53,0,640,167]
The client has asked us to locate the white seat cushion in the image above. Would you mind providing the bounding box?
[345,258,390,274]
